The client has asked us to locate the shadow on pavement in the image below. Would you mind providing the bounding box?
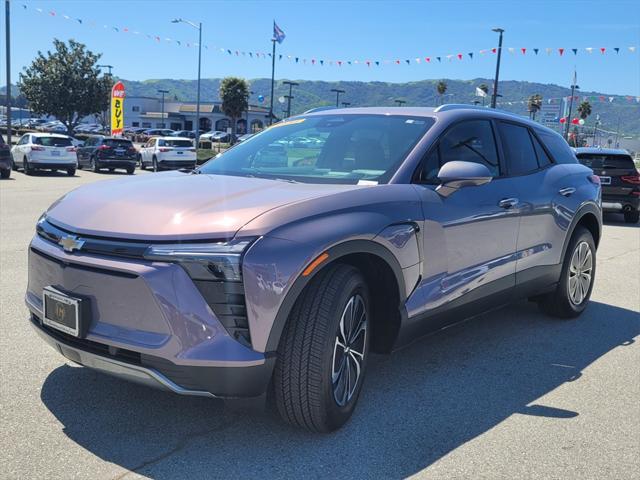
[40,300,639,479]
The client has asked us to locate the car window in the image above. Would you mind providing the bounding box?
[531,133,553,168]
[499,122,539,175]
[199,114,434,184]
[576,154,635,170]
[34,136,72,147]
[419,119,500,181]
[159,139,193,148]
[18,135,29,145]
[535,128,577,164]
[104,139,133,148]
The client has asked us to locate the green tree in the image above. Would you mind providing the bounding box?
[577,100,592,120]
[527,94,543,120]
[436,80,447,105]
[219,77,249,143]
[18,39,112,134]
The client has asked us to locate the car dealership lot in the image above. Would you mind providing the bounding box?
[1,171,638,479]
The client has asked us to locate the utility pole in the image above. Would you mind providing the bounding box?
[283,81,298,118]
[490,27,504,109]
[157,89,169,128]
[330,88,345,108]
[564,70,579,140]
[97,65,114,132]
[269,39,276,125]
[5,0,12,146]
[245,90,254,134]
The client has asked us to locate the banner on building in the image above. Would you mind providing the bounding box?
[111,81,125,136]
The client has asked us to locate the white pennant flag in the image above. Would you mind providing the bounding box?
[508,47,515,54]
[585,47,593,54]
[545,47,552,55]
[629,46,637,52]
[609,97,614,102]
[475,87,487,97]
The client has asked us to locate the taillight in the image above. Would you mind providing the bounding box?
[621,174,640,185]
[159,148,171,152]
[127,147,137,154]
[97,145,111,151]
[31,146,45,151]
[66,147,77,152]
[588,175,601,185]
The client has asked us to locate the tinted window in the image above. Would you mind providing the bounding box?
[159,139,193,148]
[419,120,500,181]
[199,114,434,184]
[104,139,133,148]
[536,129,577,164]
[34,136,72,147]
[531,133,553,167]
[576,154,635,170]
[499,122,538,175]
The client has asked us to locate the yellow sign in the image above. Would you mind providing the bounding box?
[111,81,125,136]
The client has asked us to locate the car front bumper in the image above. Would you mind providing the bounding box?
[25,234,274,398]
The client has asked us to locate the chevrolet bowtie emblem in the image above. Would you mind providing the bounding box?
[59,235,85,253]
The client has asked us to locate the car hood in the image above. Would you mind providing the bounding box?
[45,171,362,241]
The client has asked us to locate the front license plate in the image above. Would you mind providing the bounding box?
[51,150,61,157]
[599,176,611,185]
[43,286,81,337]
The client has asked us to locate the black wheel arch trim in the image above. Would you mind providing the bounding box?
[264,239,407,353]
[561,201,602,260]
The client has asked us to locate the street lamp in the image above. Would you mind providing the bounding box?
[490,27,504,109]
[172,18,202,145]
[97,64,114,76]
[97,65,114,133]
[283,81,298,118]
[245,90,254,133]
[395,99,406,107]
[157,89,169,128]
[330,88,345,108]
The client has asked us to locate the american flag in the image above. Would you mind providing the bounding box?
[273,21,286,44]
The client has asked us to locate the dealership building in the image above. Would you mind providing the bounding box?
[124,96,273,133]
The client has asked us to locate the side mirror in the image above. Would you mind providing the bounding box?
[436,161,493,197]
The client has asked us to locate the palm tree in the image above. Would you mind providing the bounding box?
[527,94,543,120]
[219,76,249,144]
[577,100,592,120]
[436,80,447,106]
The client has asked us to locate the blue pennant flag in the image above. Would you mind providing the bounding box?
[273,21,286,44]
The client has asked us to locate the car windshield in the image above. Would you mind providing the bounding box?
[34,136,72,147]
[159,139,193,147]
[576,153,635,170]
[198,114,434,184]
[104,139,132,148]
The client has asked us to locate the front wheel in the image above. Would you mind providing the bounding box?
[152,156,159,172]
[91,157,100,173]
[624,211,639,224]
[537,226,596,318]
[126,166,135,175]
[0,169,10,179]
[274,264,370,432]
[24,157,33,175]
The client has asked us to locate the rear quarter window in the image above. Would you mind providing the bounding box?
[535,129,577,164]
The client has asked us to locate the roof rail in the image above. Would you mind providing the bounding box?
[434,104,491,113]
[303,106,339,114]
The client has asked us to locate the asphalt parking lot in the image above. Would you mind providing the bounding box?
[1,169,638,479]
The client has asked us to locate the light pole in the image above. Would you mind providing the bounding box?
[157,89,169,128]
[564,70,579,140]
[395,99,406,107]
[331,88,345,108]
[5,0,11,146]
[490,27,504,109]
[341,102,351,108]
[97,65,114,133]
[172,18,202,144]
[97,64,114,76]
[245,90,254,133]
[283,81,298,118]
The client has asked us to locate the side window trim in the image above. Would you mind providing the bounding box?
[495,119,545,177]
[529,129,557,166]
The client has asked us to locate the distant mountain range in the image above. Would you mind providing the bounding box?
[4,78,639,135]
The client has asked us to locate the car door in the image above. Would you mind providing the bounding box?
[78,137,91,165]
[410,119,521,324]
[14,135,29,166]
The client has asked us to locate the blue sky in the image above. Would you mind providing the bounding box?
[4,0,640,95]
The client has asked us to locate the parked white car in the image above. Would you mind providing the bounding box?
[139,137,197,171]
[11,133,77,176]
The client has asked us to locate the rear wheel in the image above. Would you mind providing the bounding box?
[274,264,370,432]
[152,156,159,172]
[126,166,135,175]
[624,211,639,224]
[537,226,596,318]
[67,168,76,177]
[0,168,10,179]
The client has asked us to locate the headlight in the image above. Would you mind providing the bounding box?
[143,238,255,282]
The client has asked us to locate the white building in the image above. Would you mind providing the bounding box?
[125,96,272,133]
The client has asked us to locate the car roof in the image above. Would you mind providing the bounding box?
[156,136,192,141]
[574,147,631,156]
[29,132,70,138]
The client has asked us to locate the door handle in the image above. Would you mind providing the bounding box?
[559,187,576,197]
[498,198,519,209]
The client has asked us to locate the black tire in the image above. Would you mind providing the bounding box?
[11,155,18,171]
[67,168,76,177]
[91,157,100,173]
[152,156,159,172]
[139,155,146,170]
[0,168,10,179]
[624,211,639,224]
[274,264,370,432]
[537,226,596,318]
[24,157,33,175]
[126,166,135,175]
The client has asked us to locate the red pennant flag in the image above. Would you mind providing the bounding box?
[491,48,497,54]
[457,53,462,60]
[600,47,606,54]
[337,61,342,66]
[311,59,315,64]
[366,61,371,67]
[521,48,526,54]
[395,59,400,64]
[599,96,605,101]
[425,57,430,62]
[49,11,56,16]
[123,27,129,32]
[558,48,564,56]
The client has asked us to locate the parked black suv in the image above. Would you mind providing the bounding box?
[575,148,640,223]
[0,135,10,179]
[76,136,137,174]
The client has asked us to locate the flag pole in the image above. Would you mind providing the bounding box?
[269,39,276,126]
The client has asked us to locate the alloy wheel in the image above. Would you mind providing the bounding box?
[568,241,593,305]
[331,294,367,407]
